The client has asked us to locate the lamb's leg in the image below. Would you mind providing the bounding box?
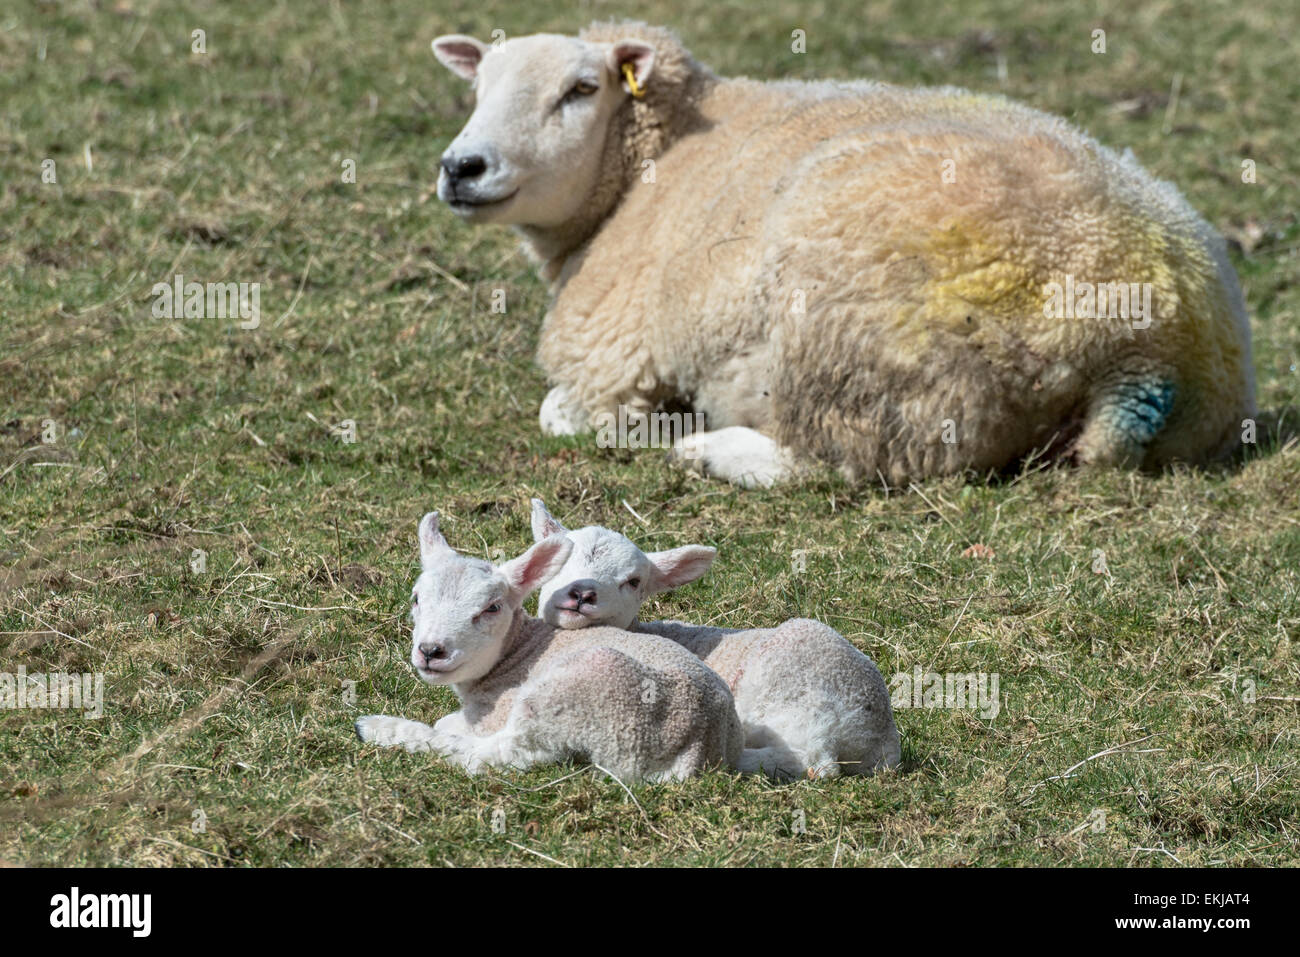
[736,746,806,780]
[427,711,485,763]
[803,754,844,779]
[441,720,562,775]
[436,728,515,775]
[355,714,448,753]
[671,426,799,489]
[354,711,533,774]
[539,385,591,436]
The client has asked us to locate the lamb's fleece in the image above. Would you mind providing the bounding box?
[637,618,901,778]
[535,22,1254,481]
[428,615,745,781]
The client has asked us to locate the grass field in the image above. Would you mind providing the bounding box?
[2,0,1297,867]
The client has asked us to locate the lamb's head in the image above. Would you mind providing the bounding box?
[530,499,715,630]
[409,511,572,685]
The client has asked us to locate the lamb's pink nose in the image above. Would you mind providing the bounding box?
[566,581,599,607]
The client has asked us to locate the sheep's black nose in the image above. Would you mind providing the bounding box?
[419,642,446,660]
[441,153,486,181]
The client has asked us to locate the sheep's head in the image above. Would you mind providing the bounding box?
[409,512,572,685]
[431,31,656,228]
[530,499,715,631]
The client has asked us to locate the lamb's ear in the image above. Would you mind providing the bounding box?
[607,40,655,96]
[646,545,716,593]
[530,498,568,543]
[418,512,453,564]
[500,534,574,603]
[432,35,489,81]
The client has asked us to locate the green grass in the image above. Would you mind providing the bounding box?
[2,0,1298,866]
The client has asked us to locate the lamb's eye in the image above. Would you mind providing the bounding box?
[484,602,501,615]
[411,594,419,606]
[625,577,641,589]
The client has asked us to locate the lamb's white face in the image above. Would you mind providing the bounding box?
[409,512,572,685]
[431,33,655,228]
[530,499,715,631]
[536,525,650,629]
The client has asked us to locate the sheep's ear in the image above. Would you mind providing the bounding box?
[530,498,568,542]
[418,511,453,564]
[608,40,655,95]
[646,545,716,593]
[433,34,489,81]
[500,535,574,603]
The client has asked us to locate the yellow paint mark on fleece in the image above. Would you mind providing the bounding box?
[914,217,1043,328]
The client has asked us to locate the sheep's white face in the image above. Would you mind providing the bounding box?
[409,512,572,686]
[431,33,655,228]
[530,499,715,631]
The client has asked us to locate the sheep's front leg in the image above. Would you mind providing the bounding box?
[433,710,472,738]
[539,385,591,436]
[672,426,799,489]
[355,714,450,753]
[428,711,482,763]
[442,689,586,776]
[437,723,544,775]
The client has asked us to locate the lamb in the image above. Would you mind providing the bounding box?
[430,22,1255,487]
[355,511,744,782]
[530,499,901,778]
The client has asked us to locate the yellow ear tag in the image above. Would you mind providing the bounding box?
[622,62,645,99]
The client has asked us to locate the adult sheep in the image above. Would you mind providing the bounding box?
[431,21,1255,487]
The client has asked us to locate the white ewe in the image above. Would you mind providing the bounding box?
[430,22,1254,487]
[531,499,901,778]
[355,512,744,782]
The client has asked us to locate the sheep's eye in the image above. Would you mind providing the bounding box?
[484,602,502,615]
[625,577,641,589]
[411,594,419,606]
[562,79,599,103]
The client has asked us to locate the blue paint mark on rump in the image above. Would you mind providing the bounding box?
[1112,380,1176,443]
